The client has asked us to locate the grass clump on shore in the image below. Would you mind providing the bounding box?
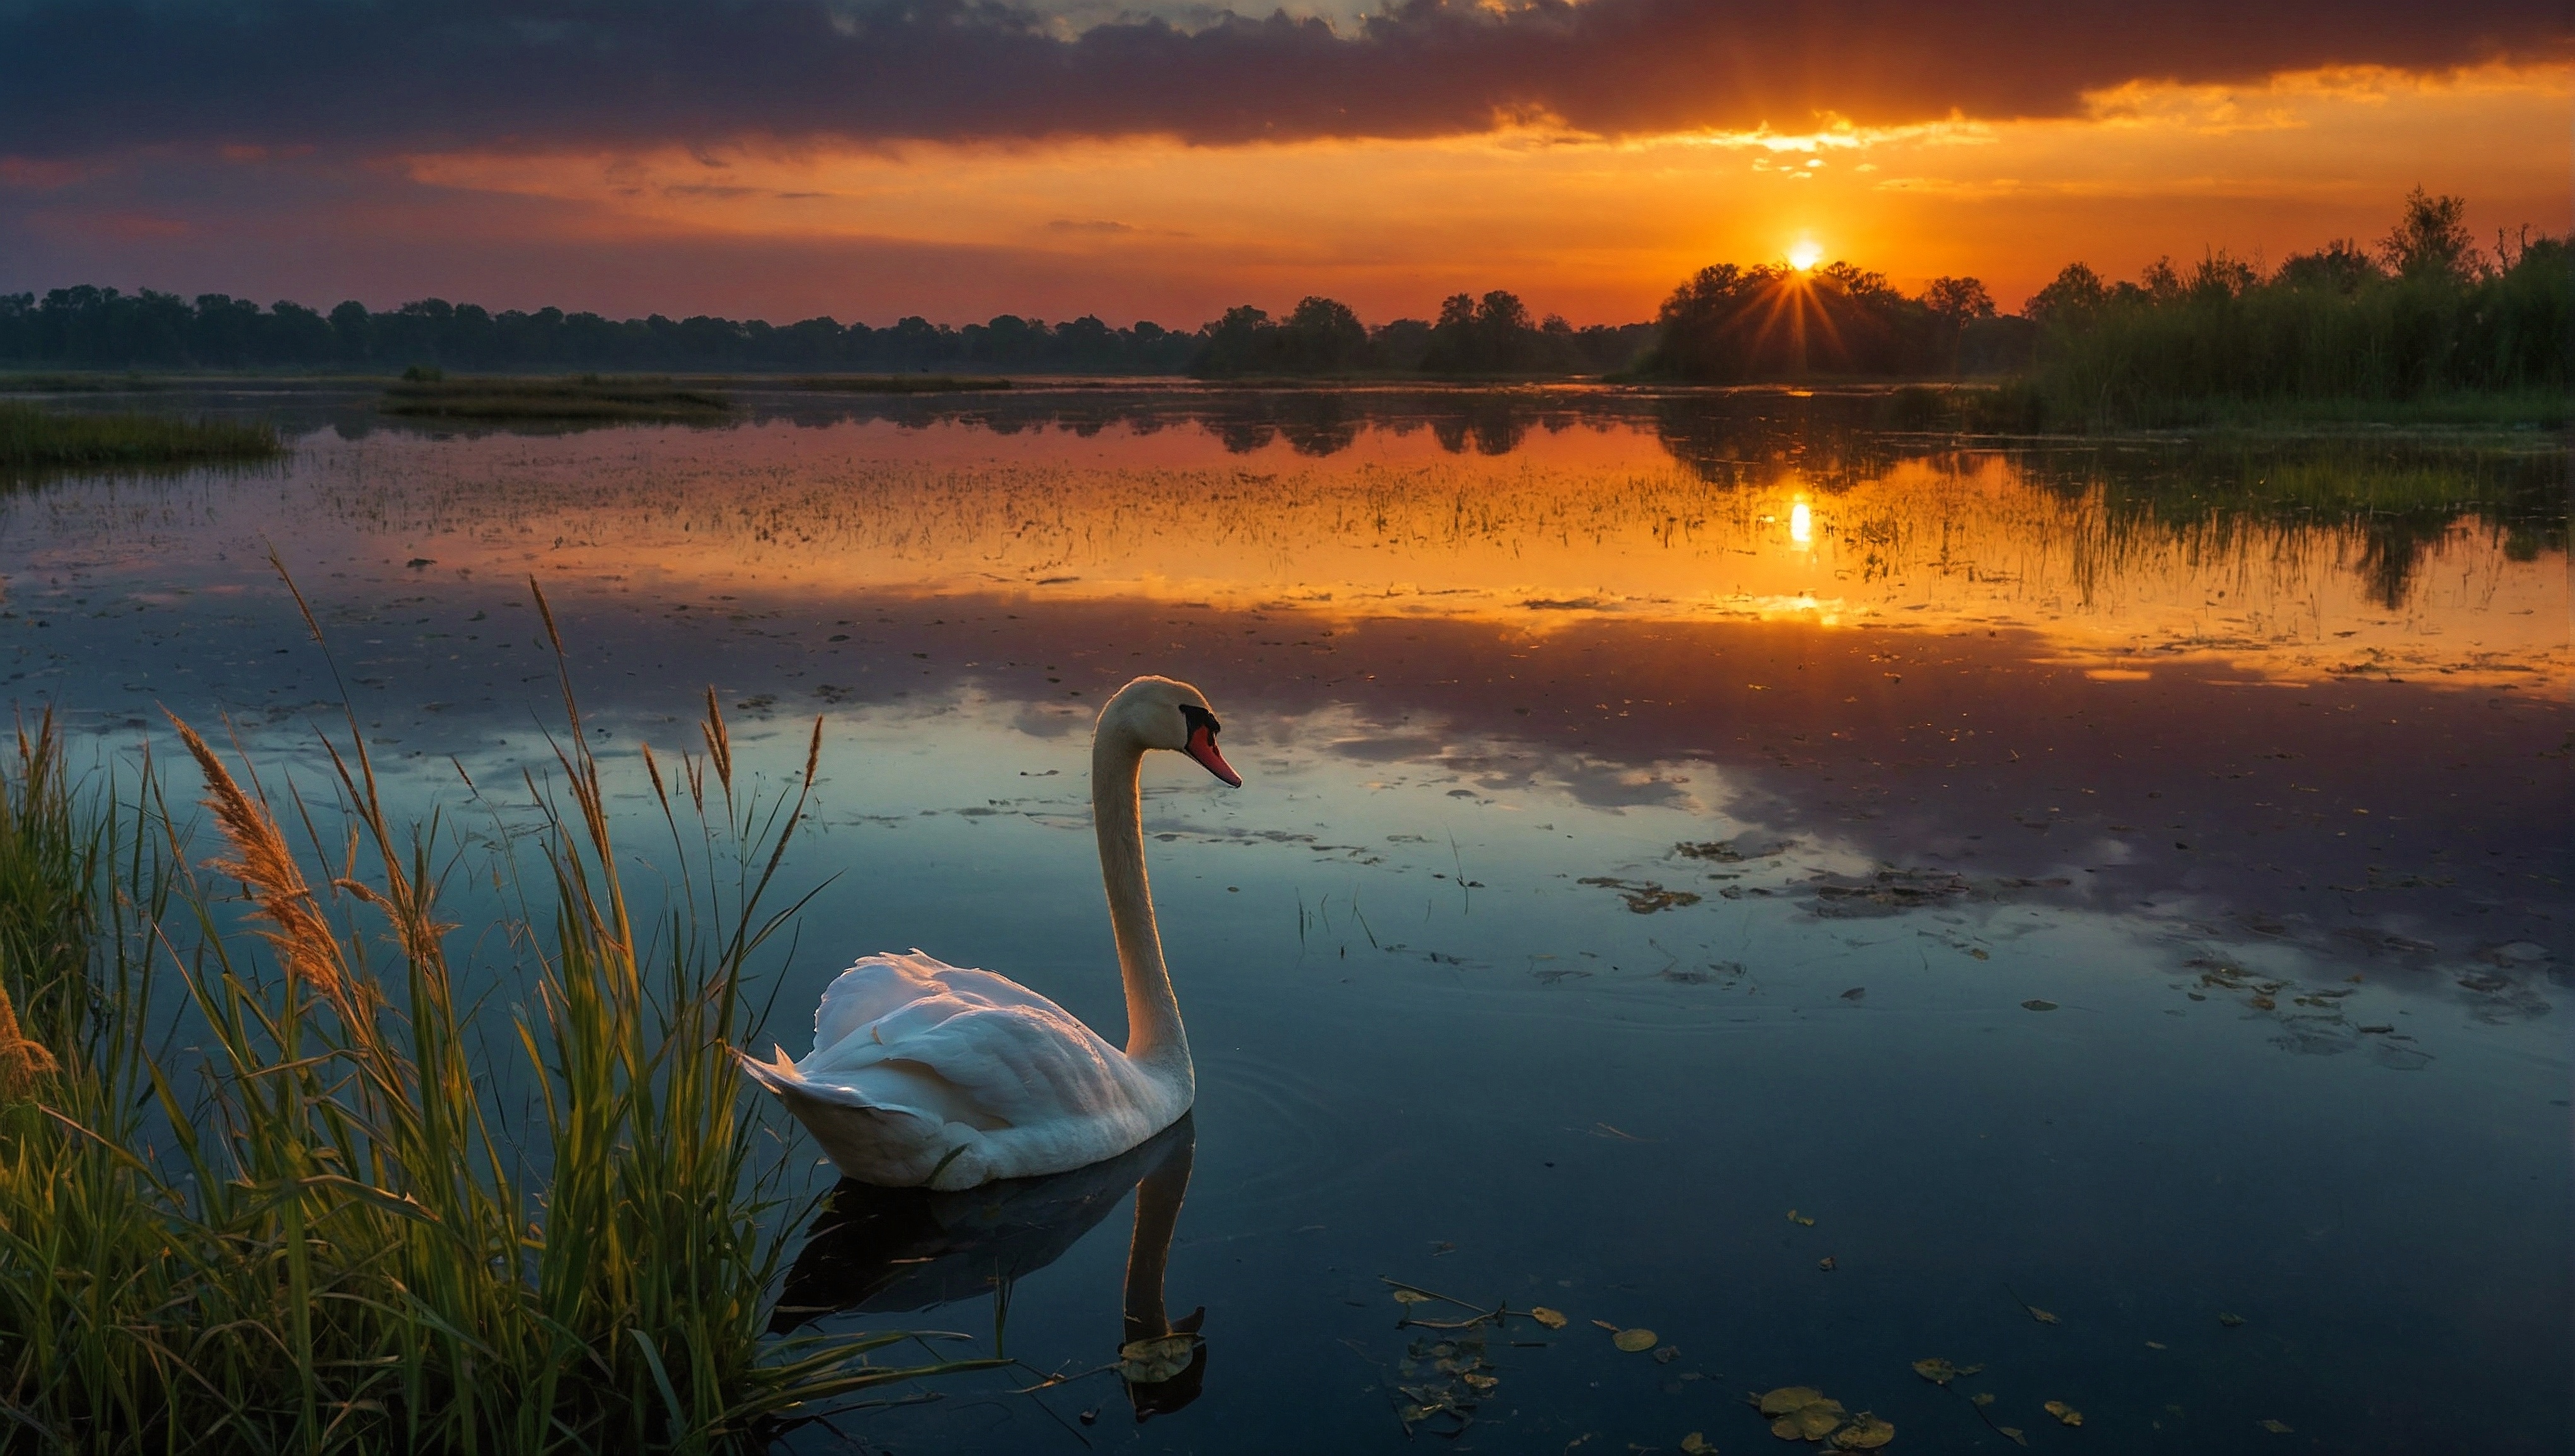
[0,401,283,469]
[0,582,990,1452]
[380,373,733,422]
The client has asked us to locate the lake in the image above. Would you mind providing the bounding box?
[3,384,2567,1453]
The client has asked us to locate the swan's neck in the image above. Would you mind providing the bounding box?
[1095,734,1190,1075]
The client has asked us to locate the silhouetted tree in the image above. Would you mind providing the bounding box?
[2381,188,2479,280]
[2274,240,2382,295]
[1422,290,1552,373]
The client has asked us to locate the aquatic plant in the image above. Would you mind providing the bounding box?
[378,375,733,422]
[0,402,282,469]
[0,586,993,1452]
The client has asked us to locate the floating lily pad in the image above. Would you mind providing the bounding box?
[1117,1333,1199,1384]
[1614,1327,1660,1353]
[1682,1435,1714,1455]
[1760,1387,1828,1417]
[2259,1418,2294,1433]
[1392,1288,1433,1305]
[1530,1306,1568,1329]
[1793,1401,1848,1440]
[1771,1417,1805,1441]
[1998,1427,2027,1447]
[1832,1414,1895,1450]
[1913,1357,1957,1385]
[2030,1307,2060,1324]
[2045,1400,2083,1427]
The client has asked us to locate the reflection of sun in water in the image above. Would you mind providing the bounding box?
[1789,498,1814,547]
[1787,240,1823,272]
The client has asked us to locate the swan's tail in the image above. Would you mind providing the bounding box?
[733,1046,970,1187]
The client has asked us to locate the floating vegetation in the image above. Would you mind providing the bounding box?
[1578,876,1702,913]
[1753,1386,1895,1448]
[1675,836,1793,863]
[1115,1333,1201,1383]
[0,400,282,469]
[377,374,733,421]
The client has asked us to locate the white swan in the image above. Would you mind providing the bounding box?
[740,676,1240,1189]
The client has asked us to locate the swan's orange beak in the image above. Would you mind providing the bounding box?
[1185,724,1242,787]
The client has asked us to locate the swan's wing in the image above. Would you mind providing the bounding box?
[811,950,1071,1054]
[798,950,1147,1130]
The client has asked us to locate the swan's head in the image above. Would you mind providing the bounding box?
[1101,677,1241,787]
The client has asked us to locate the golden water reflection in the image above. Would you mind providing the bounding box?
[282,390,2566,690]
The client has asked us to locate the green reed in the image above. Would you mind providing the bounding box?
[0,402,283,469]
[2018,246,2571,429]
[0,582,992,1453]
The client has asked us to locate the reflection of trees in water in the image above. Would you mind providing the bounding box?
[173,385,2565,622]
[713,388,1643,461]
[2018,444,2566,610]
[1648,391,1919,491]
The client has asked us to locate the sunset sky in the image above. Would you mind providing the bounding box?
[1,1,2566,326]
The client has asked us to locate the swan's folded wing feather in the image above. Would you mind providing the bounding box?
[811,950,1077,1055]
[800,997,1141,1133]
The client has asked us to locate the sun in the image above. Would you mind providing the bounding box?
[1787,240,1823,272]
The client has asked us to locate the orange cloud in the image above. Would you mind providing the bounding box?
[378,62,2571,320]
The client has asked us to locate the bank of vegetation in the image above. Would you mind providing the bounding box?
[0,597,984,1451]
[0,401,282,469]
[2001,190,2567,428]
[379,371,733,422]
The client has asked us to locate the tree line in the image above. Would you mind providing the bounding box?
[1187,292,1654,376]
[3,192,2551,403]
[0,289,1204,374]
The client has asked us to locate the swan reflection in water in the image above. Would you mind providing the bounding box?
[774,1115,1206,1419]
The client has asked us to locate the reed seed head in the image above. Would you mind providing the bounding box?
[0,981,57,1097]
[168,714,356,1020]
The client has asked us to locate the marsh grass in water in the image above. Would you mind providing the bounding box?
[0,579,996,1452]
[380,375,734,422]
[776,375,1014,394]
[0,374,179,395]
[0,402,284,470]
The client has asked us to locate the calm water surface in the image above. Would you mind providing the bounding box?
[4,387,2568,1453]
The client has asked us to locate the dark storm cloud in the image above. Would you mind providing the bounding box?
[0,0,2564,156]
